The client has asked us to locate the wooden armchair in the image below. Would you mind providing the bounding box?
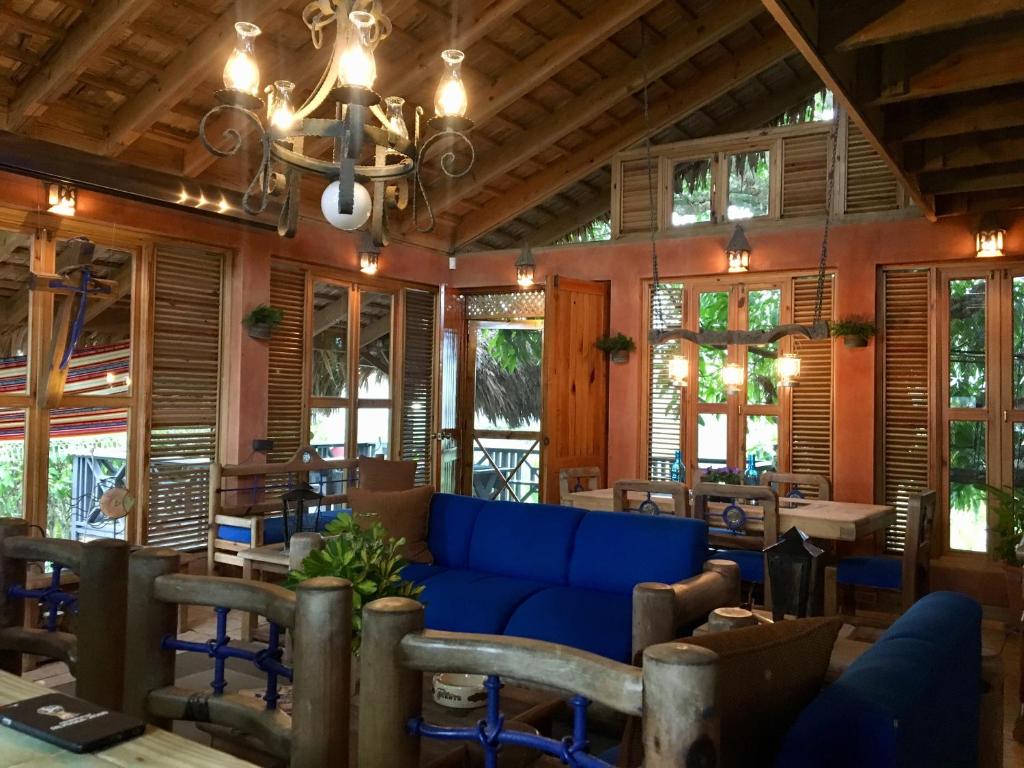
[559,466,601,504]
[612,480,690,516]
[0,519,129,710]
[358,596,720,768]
[825,490,936,617]
[760,471,832,500]
[357,457,417,491]
[691,483,779,588]
[123,548,352,767]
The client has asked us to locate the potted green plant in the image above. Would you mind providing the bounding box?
[980,484,1024,630]
[243,304,284,340]
[595,332,636,364]
[829,317,877,348]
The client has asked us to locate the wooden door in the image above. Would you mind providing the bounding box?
[540,276,610,503]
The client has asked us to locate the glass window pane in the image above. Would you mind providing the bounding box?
[0,409,25,518]
[474,328,543,430]
[359,291,392,398]
[1013,422,1024,495]
[727,150,770,220]
[698,292,728,404]
[1014,277,1024,409]
[948,420,987,552]
[310,407,347,458]
[746,415,778,473]
[0,231,31,394]
[697,413,728,470]
[671,158,713,227]
[747,289,781,406]
[312,282,349,398]
[948,279,986,408]
[48,407,128,542]
[357,408,390,458]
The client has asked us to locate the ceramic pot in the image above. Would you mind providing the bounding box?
[843,335,869,348]
[246,322,273,340]
[610,349,630,364]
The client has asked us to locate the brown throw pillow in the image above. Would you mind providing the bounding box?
[617,617,841,768]
[358,457,417,491]
[348,485,434,564]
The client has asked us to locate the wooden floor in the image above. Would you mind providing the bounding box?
[21,609,1024,767]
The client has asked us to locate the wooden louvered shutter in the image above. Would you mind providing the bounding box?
[400,288,436,485]
[646,283,684,480]
[781,132,827,218]
[879,269,930,553]
[615,158,657,236]
[147,247,223,549]
[846,119,900,214]
[267,264,306,463]
[790,274,833,489]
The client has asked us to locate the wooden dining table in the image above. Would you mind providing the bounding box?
[0,669,256,767]
[564,487,896,542]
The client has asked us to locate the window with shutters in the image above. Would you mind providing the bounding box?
[401,289,436,485]
[647,283,684,480]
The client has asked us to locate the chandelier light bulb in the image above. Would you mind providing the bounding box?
[777,353,801,387]
[321,180,372,230]
[668,355,689,386]
[223,22,261,96]
[338,11,377,89]
[435,49,468,118]
[267,80,296,131]
[722,362,745,393]
[384,96,409,143]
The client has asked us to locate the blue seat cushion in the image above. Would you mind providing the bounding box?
[401,562,448,584]
[427,494,484,568]
[468,501,584,585]
[836,556,901,590]
[417,569,548,634]
[504,586,633,662]
[217,510,342,545]
[709,548,764,583]
[569,512,708,594]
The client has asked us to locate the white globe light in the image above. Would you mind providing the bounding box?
[320,180,371,230]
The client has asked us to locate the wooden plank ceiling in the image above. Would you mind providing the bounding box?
[761,0,1024,221]
[1,0,822,251]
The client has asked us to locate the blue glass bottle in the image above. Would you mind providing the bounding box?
[743,454,759,485]
[670,450,685,483]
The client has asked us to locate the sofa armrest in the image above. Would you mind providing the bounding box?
[631,559,741,658]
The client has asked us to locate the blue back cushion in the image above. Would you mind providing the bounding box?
[569,512,708,594]
[468,501,585,584]
[427,494,484,568]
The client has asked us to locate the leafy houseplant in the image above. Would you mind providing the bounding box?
[595,333,637,364]
[829,318,877,348]
[284,514,424,656]
[980,484,1024,628]
[702,466,743,485]
[243,304,284,340]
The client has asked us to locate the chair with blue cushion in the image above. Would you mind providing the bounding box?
[760,471,831,501]
[612,479,689,516]
[824,490,935,618]
[691,482,779,588]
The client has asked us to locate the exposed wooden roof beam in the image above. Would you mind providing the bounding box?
[909,131,1024,173]
[0,44,42,68]
[887,92,1024,142]
[452,28,795,247]
[5,0,146,131]
[525,189,611,247]
[839,0,1024,50]
[934,188,1024,217]
[919,162,1024,195]
[0,9,59,39]
[422,0,765,220]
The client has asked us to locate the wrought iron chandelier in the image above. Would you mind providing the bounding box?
[200,0,475,243]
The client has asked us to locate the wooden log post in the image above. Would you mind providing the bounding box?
[0,519,29,675]
[642,642,719,768]
[291,576,352,768]
[358,597,424,768]
[632,582,676,660]
[75,538,130,711]
[123,548,179,726]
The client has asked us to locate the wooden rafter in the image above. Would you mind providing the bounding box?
[452,28,795,248]
[887,93,1024,142]
[839,0,1024,50]
[919,162,1024,195]
[423,0,765,220]
[909,131,1024,174]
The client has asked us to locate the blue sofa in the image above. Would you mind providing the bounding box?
[401,493,740,662]
[775,591,983,768]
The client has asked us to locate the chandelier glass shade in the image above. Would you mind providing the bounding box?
[201,0,476,243]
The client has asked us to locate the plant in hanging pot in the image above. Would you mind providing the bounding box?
[243,304,284,340]
[979,483,1024,631]
[595,333,636,364]
[829,317,877,348]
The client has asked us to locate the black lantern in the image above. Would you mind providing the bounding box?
[765,527,824,620]
[280,483,323,548]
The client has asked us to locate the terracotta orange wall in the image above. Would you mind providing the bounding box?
[452,212,1024,503]
[0,171,448,464]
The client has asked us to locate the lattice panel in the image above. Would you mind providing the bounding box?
[782,132,828,218]
[790,274,833,488]
[466,290,544,320]
[647,283,684,481]
[846,119,900,214]
[401,289,436,486]
[880,269,930,553]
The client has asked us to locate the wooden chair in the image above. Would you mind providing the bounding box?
[208,444,358,572]
[559,466,601,504]
[691,483,779,588]
[612,480,689,516]
[358,596,719,768]
[0,518,129,710]
[123,548,352,767]
[357,456,417,491]
[760,471,832,501]
[825,490,936,617]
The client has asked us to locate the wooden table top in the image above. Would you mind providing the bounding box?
[236,543,289,567]
[565,488,896,542]
[0,670,256,767]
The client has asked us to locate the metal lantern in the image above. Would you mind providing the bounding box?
[777,353,801,387]
[725,224,751,273]
[765,526,824,620]
[515,242,536,288]
[975,214,1006,258]
[280,483,323,548]
[722,362,744,393]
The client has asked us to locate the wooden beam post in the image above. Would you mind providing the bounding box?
[839,0,1024,50]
